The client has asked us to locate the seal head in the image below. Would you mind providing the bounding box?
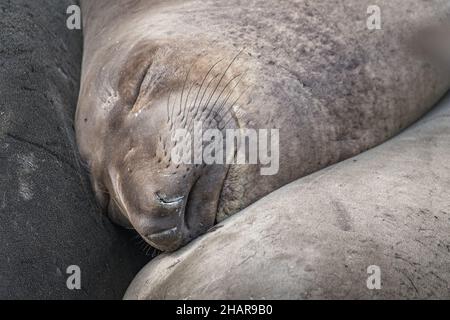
[84,44,244,251]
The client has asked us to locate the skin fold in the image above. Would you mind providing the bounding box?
[76,0,450,251]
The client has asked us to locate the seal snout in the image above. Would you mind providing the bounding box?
[134,190,189,251]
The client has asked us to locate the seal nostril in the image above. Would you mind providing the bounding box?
[155,192,184,207]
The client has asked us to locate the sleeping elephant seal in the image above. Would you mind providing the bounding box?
[76,0,450,251]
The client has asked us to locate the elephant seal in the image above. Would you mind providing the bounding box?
[77,0,450,251]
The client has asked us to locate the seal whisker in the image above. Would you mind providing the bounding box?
[145,244,152,256]
[218,86,250,130]
[204,72,243,121]
[134,237,145,246]
[138,240,146,250]
[215,70,247,118]
[202,50,243,118]
[166,88,173,124]
[178,62,194,118]
[218,114,235,131]
[185,58,224,130]
[131,233,142,241]
[151,248,160,258]
[196,72,221,120]
[181,58,201,122]
[169,90,178,129]
[219,84,250,120]
[180,81,196,126]
[192,58,223,108]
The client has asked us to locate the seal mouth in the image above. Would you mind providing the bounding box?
[146,227,183,251]
[147,226,179,242]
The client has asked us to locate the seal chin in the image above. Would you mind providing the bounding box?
[145,227,184,252]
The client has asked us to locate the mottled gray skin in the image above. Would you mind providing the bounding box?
[125,92,450,299]
[77,0,450,251]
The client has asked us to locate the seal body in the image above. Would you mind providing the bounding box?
[77,0,450,251]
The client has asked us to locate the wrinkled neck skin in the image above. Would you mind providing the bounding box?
[77,1,247,252]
